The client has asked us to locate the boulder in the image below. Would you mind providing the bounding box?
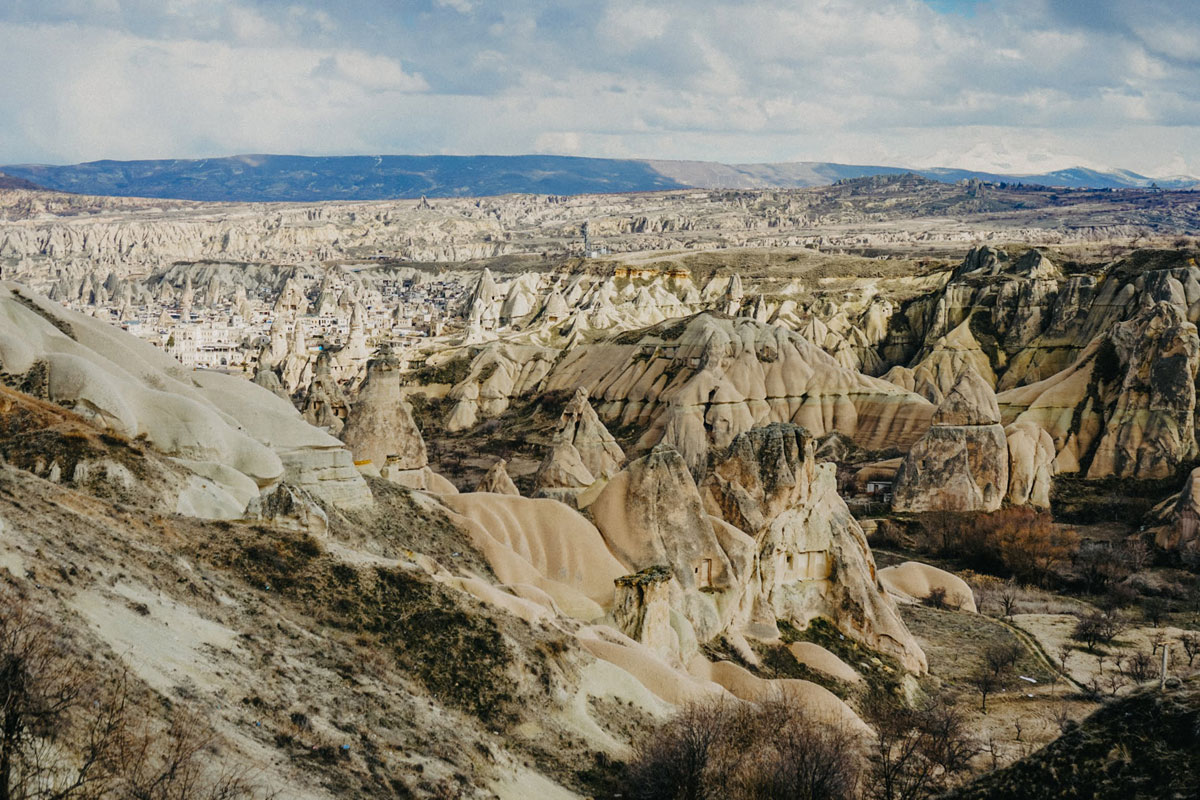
[878,562,977,612]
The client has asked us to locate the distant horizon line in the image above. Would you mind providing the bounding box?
[3,152,1195,181]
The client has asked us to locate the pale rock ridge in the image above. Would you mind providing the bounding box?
[0,283,371,509]
[878,562,977,612]
[1004,420,1055,508]
[590,445,743,646]
[892,367,1008,513]
[544,313,935,461]
[1154,467,1200,553]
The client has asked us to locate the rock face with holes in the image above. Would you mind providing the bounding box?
[892,368,1009,513]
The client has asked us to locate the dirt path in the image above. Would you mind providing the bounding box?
[996,615,1086,692]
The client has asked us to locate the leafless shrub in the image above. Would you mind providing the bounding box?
[1119,651,1156,684]
[1071,610,1125,652]
[861,689,977,800]
[922,587,948,610]
[623,696,864,800]
[1,580,270,800]
[1180,632,1200,667]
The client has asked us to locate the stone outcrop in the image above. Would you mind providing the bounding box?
[553,388,625,480]
[590,445,745,645]
[892,368,1008,513]
[533,441,595,492]
[588,426,927,673]
[1004,420,1055,508]
[999,301,1200,479]
[878,562,977,612]
[1154,467,1200,553]
[475,459,520,495]
[700,423,927,672]
[0,282,371,510]
[340,352,452,492]
[300,351,349,435]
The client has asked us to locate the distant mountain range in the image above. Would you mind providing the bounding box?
[1,154,1196,202]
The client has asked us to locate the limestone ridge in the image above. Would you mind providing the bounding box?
[892,367,1009,513]
[544,313,935,468]
[0,281,372,511]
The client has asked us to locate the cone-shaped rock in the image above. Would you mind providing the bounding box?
[300,350,349,435]
[340,352,428,471]
[556,388,625,480]
[476,459,520,495]
[533,440,595,491]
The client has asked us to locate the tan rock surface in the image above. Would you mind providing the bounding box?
[878,561,977,612]
[892,368,1008,513]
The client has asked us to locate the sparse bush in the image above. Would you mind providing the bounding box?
[1120,651,1156,684]
[917,508,1077,585]
[923,587,948,610]
[1180,632,1200,667]
[623,697,864,800]
[861,689,977,799]
[1071,610,1124,652]
[1,580,268,800]
[1141,596,1168,627]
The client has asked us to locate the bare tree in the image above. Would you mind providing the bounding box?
[1,583,125,800]
[1119,651,1155,684]
[861,690,977,800]
[967,665,1002,714]
[998,582,1019,619]
[1180,632,1200,668]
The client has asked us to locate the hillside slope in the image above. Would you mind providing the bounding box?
[943,679,1200,800]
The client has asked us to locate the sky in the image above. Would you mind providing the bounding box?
[1,0,1199,176]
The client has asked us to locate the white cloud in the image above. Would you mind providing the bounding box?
[0,0,1199,176]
